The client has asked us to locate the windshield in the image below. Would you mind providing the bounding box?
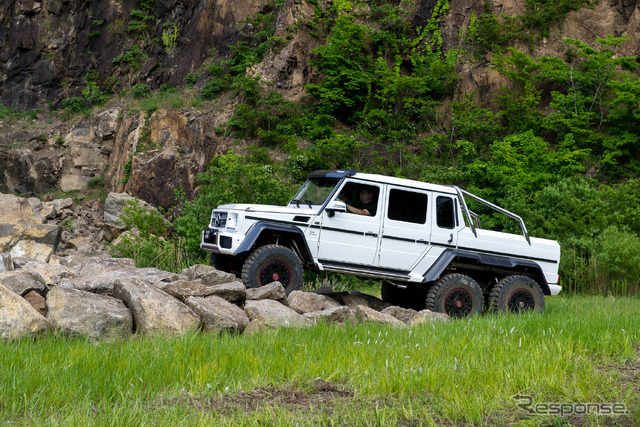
[290,178,339,206]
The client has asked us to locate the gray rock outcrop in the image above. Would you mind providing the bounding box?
[0,284,50,339]
[185,295,249,334]
[113,278,200,335]
[46,286,133,341]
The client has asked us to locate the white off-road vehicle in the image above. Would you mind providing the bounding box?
[201,170,561,317]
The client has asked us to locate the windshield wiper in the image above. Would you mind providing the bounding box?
[290,199,301,208]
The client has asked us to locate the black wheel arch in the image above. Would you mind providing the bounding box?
[234,222,315,266]
[422,249,551,295]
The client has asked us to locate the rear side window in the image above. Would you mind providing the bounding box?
[436,196,455,229]
[387,189,428,224]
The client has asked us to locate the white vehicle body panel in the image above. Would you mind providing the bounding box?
[201,170,562,295]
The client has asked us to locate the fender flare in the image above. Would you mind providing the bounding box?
[234,222,314,264]
[422,249,551,294]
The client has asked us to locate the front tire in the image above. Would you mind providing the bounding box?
[241,245,303,295]
[425,274,484,318]
[489,275,545,313]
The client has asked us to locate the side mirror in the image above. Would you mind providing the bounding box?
[325,200,347,217]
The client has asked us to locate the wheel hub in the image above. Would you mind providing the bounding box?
[508,289,535,312]
[259,260,291,287]
[444,288,473,317]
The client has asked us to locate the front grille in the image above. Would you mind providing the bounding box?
[210,212,228,228]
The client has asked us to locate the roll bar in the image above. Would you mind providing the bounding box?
[453,186,531,245]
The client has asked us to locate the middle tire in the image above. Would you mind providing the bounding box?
[241,245,303,295]
[425,274,484,318]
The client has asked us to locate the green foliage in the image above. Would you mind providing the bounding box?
[174,152,296,256]
[60,70,109,115]
[113,45,147,70]
[162,24,178,55]
[131,83,150,98]
[521,0,596,37]
[87,176,105,189]
[596,226,640,284]
[200,78,223,100]
[118,200,170,238]
[183,73,200,85]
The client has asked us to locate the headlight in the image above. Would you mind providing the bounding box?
[226,212,240,230]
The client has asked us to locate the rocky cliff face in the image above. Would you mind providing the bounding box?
[1,0,640,205]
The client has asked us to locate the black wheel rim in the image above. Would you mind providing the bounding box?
[444,288,473,317]
[259,260,291,287]
[507,289,535,312]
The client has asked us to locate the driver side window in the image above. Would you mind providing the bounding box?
[338,183,380,216]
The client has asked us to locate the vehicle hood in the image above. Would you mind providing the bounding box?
[216,203,317,216]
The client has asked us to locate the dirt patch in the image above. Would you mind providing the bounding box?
[157,379,353,414]
[617,345,640,394]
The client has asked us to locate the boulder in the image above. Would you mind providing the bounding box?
[355,305,406,327]
[321,295,343,310]
[21,261,76,286]
[74,257,137,277]
[155,279,212,300]
[185,295,249,333]
[9,240,55,262]
[207,281,246,303]
[381,306,419,324]
[347,291,391,311]
[0,253,12,273]
[46,287,133,341]
[23,290,47,316]
[304,306,356,324]
[244,299,311,329]
[0,194,47,225]
[0,270,46,296]
[246,281,286,302]
[287,290,324,314]
[58,268,182,295]
[408,309,450,325]
[158,279,246,302]
[181,264,236,286]
[53,254,136,277]
[112,278,200,335]
[0,224,62,252]
[0,284,50,339]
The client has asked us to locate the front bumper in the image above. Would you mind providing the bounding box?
[200,228,243,254]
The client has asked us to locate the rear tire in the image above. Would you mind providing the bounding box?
[241,245,303,295]
[425,274,484,318]
[489,275,545,313]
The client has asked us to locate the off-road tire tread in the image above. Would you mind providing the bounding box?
[425,273,484,317]
[489,275,545,313]
[241,245,303,294]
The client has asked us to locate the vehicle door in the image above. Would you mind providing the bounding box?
[378,186,431,271]
[430,194,460,249]
[316,180,383,267]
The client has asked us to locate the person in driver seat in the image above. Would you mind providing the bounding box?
[345,188,377,216]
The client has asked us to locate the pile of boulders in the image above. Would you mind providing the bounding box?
[0,191,449,341]
[0,253,449,341]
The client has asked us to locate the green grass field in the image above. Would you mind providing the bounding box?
[1,295,638,426]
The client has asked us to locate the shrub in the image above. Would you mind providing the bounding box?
[132,83,151,98]
[200,78,223,100]
[183,73,200,85]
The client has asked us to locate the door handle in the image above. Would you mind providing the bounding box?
[417,239,429,244]
[448,233,454,244]
[365,232,378,237]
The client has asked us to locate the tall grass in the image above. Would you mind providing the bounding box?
[0,296,638,425]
